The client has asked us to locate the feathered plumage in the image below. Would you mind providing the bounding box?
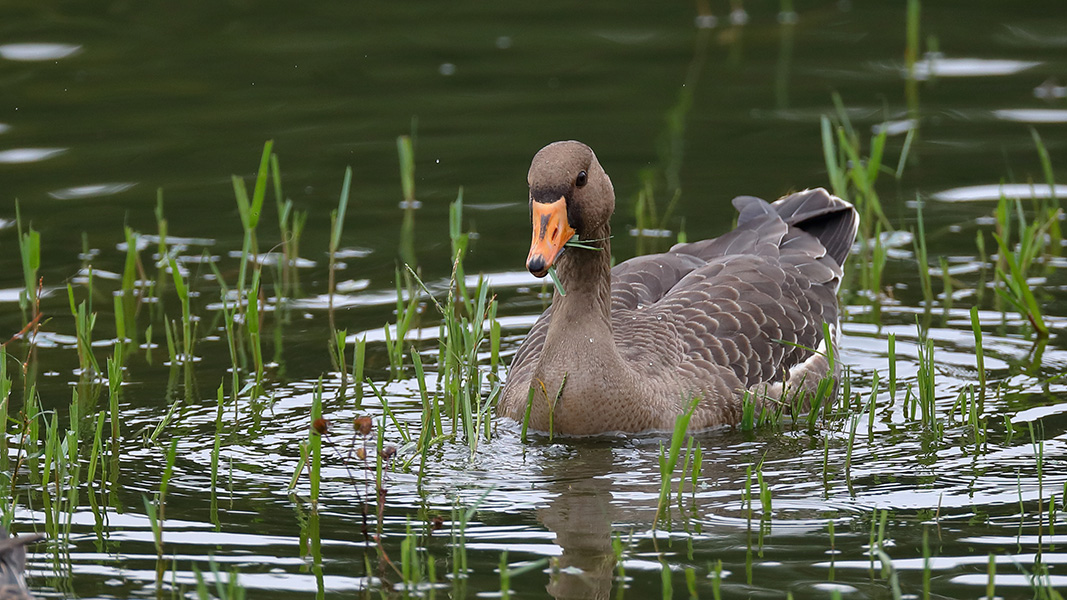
[498,141,858,435]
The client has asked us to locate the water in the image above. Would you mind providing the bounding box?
[2,0,1067,597]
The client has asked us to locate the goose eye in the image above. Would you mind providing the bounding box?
[576,171,587,187]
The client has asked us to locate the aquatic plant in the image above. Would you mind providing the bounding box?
[992,193,1055,337]
[655,396,700,525]
[270,152,307,300]
[193,559,246,600]
[327,166,353,325]
[820,100,913,301]
[0,125,1064,599]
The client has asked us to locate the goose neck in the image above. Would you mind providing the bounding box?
[550,226,613,328]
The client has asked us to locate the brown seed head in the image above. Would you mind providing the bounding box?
[311,418,329,435]
[355,447,367,460]
[431,516,444,531]
[382,445,397,460]
[354,416,373,436]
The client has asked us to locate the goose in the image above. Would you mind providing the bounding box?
[0,527,43,600]
[497,141,859,435]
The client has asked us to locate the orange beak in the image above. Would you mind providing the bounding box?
[526,196,576,277]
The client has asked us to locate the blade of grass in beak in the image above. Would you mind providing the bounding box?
[547,265,566,296]
[564,235,610,251]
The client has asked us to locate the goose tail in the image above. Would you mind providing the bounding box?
[768,188,858,266]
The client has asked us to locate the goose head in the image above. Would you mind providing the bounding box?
[525,141,615,277]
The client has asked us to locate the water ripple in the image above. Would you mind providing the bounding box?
[932,183,1067,202]
[48,182,136,200]
[906,57,1041,80]
[994,108,1067,123]
[0,148,65,163]
[0,43,81,61]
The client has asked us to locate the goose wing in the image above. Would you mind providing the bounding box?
[614,189,855,391]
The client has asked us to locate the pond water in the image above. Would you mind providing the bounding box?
[3,0,1067,598]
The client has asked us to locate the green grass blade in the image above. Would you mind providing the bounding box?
[248,140,274,230]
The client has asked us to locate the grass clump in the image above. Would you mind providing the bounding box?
[404,192,501,456]
[992,193,1056,337]
[820,96,913,300]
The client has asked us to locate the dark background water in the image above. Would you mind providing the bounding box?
[2,0,1067,598]
[6,1,1063,271]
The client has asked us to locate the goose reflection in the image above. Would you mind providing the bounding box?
[529,431,831,599]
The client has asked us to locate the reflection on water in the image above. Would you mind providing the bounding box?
[932,183,1067,203]
[904,57,1042,80]
[0,43,81,61]
[1,0,1067,598]
[74,313,1054,598]
[993,108,1067,123]
[0,148,66,164]
[47,183,137,200]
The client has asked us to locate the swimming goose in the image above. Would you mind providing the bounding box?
[497,141,859,435]
[0,527,43,600]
